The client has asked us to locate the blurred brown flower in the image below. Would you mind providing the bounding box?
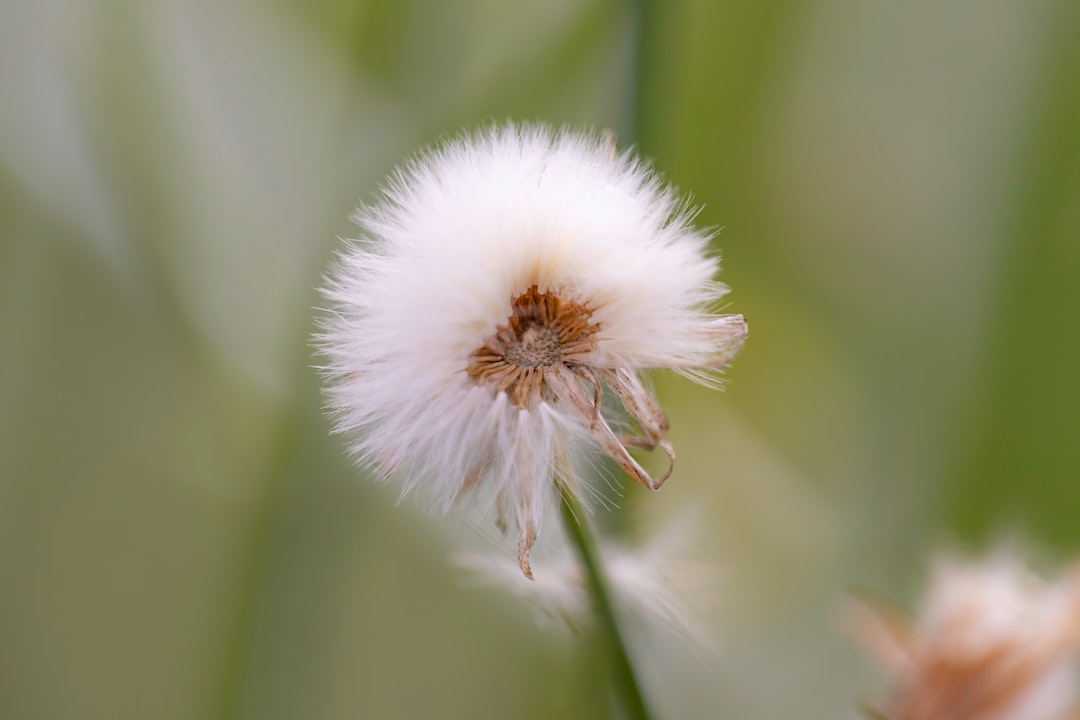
[851,551,1080,720]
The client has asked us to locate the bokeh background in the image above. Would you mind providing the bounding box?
[2,0,1079,718]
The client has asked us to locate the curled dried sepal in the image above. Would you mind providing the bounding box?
[518,520,536,580]
[544,364,673,492]
[700,314,750,369]
[601,368,670,448]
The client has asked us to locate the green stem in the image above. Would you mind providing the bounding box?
[559,487,652,720]
[214,412,297,720]
[623,0,662,151]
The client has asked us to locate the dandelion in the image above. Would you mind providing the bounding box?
[850,551,1080,720]
[318,124,747,578]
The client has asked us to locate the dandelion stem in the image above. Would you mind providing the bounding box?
[559,486,653,720]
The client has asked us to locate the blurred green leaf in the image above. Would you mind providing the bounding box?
[943,0,1080,551]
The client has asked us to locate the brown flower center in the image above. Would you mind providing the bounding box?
[503,324,561,368]
[467,286,598,407]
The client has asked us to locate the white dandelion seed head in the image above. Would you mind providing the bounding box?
[317,123,747,577]
[852,550,1080,720]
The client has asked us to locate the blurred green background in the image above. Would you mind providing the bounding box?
[2,0,1078,718]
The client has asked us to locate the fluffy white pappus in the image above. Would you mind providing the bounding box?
[454,516,720,656]
[851,550,1080,720]
[317,123,747,578]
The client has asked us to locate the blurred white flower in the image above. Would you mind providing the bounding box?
[455,517,719,654]
[851,550,1080,720]
[318,124,746,577]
